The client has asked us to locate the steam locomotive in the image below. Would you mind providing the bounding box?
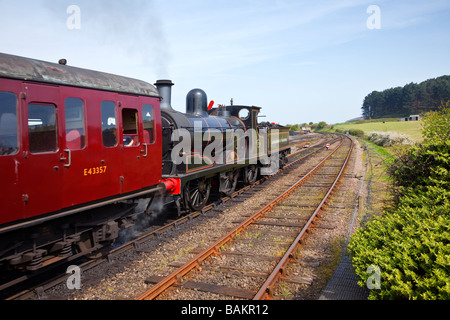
[0,53,290,272]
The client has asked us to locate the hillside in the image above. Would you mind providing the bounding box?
[333,120,423,143]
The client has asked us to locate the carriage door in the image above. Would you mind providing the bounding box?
[0,88,22,224]
[119,95,144,193]
[61,96,88,207]
[22,83,63,219]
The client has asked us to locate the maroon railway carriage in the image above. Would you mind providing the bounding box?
[0,53,164,270]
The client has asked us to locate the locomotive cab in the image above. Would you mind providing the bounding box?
[227,105,261,132]
[155,80,290,213]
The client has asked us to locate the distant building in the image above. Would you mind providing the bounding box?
[399,115,421,121]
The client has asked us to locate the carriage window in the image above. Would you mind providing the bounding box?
[143,104,155,144]
[65,97,86,150]
[0,92,18,156]
[122,108,139,147]
[101,101,117,148]
[28,103,58,153]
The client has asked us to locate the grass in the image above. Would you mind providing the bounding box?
[333,120,424,143]
[364,139,393,159]
[358,139,395,227]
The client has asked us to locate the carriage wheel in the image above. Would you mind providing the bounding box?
[183,178,211,211]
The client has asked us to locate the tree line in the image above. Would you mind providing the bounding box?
[361,75,450,119]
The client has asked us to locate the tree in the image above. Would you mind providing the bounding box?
[316,121,327,130]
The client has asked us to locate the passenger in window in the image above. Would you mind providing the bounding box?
[123,135,139,147]
[122,108,139,147]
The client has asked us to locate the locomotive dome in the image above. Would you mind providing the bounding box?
[186,88,208,116]
[0,52,159,97]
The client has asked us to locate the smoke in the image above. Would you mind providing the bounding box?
[90,0,172,77]
[135,195,169,225]
[116,195,171,245]
[43,0,172,78]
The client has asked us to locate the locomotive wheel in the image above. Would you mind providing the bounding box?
[244,165,258,185]
[220,169,239,196]
[183,178,211,211]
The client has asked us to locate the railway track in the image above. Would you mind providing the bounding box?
[4,134,336,300]
[137,135,353,300]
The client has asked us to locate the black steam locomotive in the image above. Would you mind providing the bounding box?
[154,80,290,212]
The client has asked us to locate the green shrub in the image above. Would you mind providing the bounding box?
[387,141,450,199]
[348,129,365,138]
[348,185,450,299]
[348,106,450,300]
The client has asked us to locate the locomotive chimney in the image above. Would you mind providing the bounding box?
[154,79,175,112]
[186,88,208,116]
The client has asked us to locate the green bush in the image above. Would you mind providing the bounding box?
[348,185,450,299]
[348,106,450,300]
[387,141,450,200]
[348,129,365,138]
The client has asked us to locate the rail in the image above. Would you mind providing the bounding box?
[136,136,352,300]
[254,135,353,299]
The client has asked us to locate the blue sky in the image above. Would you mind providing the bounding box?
[1,0,450,124]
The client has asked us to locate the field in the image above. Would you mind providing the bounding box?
[333,120,424,143]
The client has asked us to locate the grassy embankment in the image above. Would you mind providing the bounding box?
[332,119,424,144]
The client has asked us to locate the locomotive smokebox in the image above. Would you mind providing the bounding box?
[186,88,208,116]
[154,79,175,111]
